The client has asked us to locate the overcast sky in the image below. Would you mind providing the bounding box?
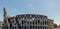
[0,0,60,25]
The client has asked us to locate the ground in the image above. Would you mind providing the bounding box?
[0,28,2,29]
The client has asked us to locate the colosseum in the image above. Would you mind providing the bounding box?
[3,8,54,29]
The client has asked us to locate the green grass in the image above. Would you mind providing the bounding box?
[0,28,2,29]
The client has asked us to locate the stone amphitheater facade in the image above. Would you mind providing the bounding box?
[3,8,54,29]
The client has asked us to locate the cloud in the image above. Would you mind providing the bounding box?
[47,2,56,8]
[13,8,18,12]
[54,16,60,25]
[25,3,33,10]
[27,3,33,8]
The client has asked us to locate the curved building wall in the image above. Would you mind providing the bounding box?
[3,14,53,29]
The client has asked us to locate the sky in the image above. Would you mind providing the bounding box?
[0,0,60,25]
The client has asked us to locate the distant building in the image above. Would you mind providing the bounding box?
[3,8,54,29]
[54,23,57,28]
[54,25,60,29]
[0,21,3,27]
